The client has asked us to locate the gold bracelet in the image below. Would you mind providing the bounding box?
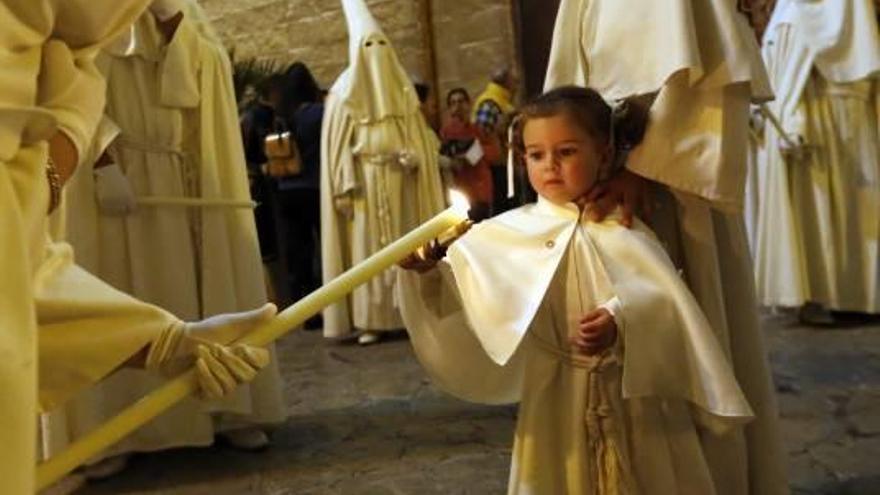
[46,155,62,213]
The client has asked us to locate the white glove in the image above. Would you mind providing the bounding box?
[195,342,271,399]
[149,0,185,21]
[94,163,137,216]
[146,304,277,399]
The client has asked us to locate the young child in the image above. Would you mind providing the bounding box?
[397,86,754,494]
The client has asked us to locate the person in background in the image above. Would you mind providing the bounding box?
[752,0,880,323]
[44,0,288,479]
[473,67,521,214]
[414,81,440,132]
[320,0,445,346]
[241,74,284,262]
[440,88,498,221]
[275,62,324,329]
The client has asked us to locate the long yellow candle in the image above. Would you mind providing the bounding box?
[36,192,470,491]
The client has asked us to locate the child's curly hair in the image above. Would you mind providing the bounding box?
[512,86,650,175]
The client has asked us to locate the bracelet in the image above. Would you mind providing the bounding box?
[46,155,62,213]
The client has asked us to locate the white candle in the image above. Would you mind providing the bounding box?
[37,190,471,490]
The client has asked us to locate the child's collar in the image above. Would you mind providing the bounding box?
[534,195,625,224]
[534,195,580,220]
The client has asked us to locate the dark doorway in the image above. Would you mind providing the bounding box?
[512,0,562,98]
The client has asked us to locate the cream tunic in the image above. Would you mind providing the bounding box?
[399,200,753,494]
[42,5,286,461]
[753,0,880,312]
[321,0,445,338]
[508,228,717,494]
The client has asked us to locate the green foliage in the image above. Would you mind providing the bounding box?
[229,47,284,103]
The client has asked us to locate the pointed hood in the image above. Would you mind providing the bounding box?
[335,0,418,123]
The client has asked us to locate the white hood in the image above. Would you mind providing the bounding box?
[544,0,772,100]
[334,0,418,123]
[788,0,880,83]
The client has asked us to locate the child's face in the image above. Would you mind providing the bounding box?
[523,113,609,205]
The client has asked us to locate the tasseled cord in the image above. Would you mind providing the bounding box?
[584,355,630,495]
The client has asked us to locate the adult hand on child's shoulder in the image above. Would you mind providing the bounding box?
[570,308,618,356]
[583,169,652,228]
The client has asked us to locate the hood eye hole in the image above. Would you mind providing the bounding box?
[378,40,387,45]
[365,41,374,47]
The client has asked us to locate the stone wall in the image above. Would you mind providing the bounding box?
[200,0,519,108]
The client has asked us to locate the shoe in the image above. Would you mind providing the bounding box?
[799,302,834,326]
[220,428,270,451]
[82,454,130,481]
[303,314,323,331]
[357,331,381,346]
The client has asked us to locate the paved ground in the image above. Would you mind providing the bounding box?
[69,313,880,495]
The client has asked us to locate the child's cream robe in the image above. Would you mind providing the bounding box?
[398,197,753,494]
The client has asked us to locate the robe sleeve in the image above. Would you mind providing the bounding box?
[322,93,359,198]
[38,0,153,165]
[397,263,525,405]
[37,42,106,165]
[158,15,202,109]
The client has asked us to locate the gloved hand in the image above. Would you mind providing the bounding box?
[145,304,277,400]
[194,343,271,399]
[149,0,185,21]
[94,162,137,216]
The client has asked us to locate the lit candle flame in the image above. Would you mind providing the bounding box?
[448,189,470,218]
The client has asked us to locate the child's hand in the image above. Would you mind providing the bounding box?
[570,308,618,356]
[398,240,446,273]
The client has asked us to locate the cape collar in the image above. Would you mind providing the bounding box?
[534,195,581,220]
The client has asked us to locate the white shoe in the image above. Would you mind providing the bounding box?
[357,331,381,345]
[82,454,130,481]
[220,428,270,451]
[39,474,86,495]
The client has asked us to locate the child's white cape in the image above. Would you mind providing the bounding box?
[398,198,753,428]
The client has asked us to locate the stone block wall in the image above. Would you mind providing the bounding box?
[200,0,519,110]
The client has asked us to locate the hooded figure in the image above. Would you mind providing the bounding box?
[753,0,880,315]
[320,0,445,344]
[544,1,789,493]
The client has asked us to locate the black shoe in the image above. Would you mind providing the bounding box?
[304,314,323,330]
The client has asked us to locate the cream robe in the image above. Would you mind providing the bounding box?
[1,2,192,493]
[321,0,446,338]
[743,109,763,255]
[321,94,445,337]
[753,0,880,312]
[398,199,753,494]
[42,7,286,461]
[544,1,788,492]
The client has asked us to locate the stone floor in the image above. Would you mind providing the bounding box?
[71,313,880,495]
